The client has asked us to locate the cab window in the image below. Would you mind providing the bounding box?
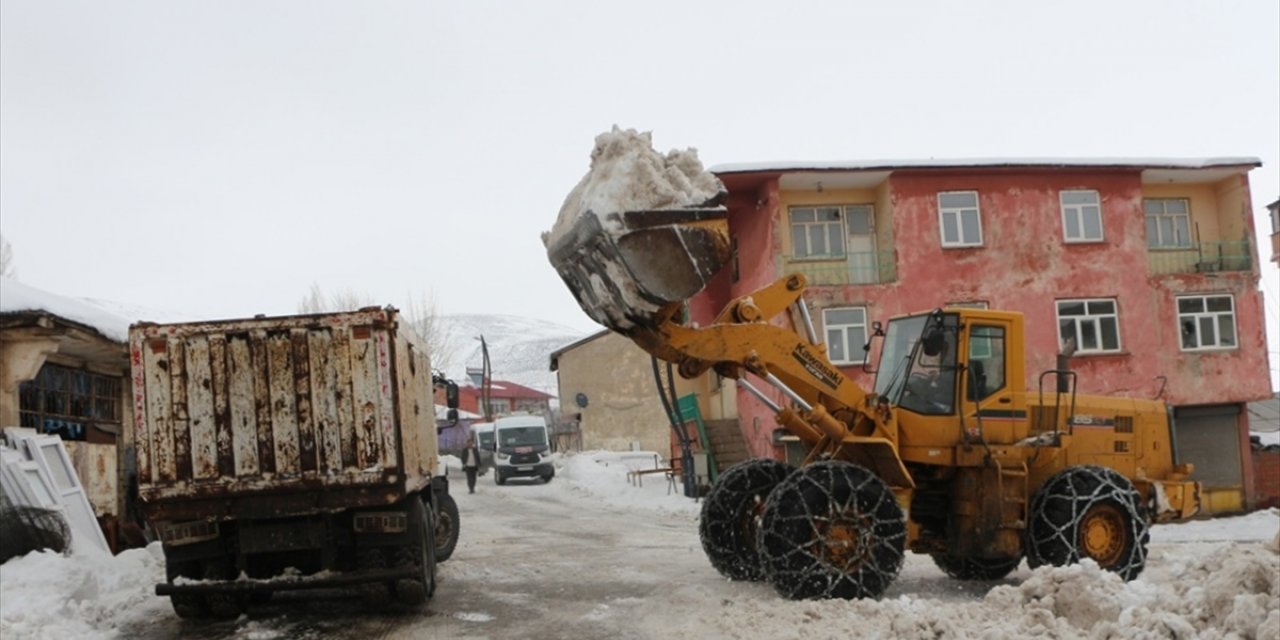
[967,325,1006,401]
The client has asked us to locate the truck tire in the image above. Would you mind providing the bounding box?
[930,554,1021,580]
[699,458,794,581]
[757,461,906,600]
[433,491,459,563]
[356,547,391,609]
[203,559,245,619]
[495,469,506,486]
[1025,465,1149,580]
[394,495,437,605]
[165,561,209,619]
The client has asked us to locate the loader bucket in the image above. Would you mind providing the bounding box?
[545,206,730,332]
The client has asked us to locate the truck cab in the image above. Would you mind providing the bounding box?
[489,415,554,485]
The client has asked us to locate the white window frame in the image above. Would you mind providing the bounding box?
[822,307,869,365]
[1144,198,1192,248]
[1060,190,1104,243]
[937,191,984,248]
[789,206,846,259]
[1177,294,1237,351]
[1056,298,1122,354]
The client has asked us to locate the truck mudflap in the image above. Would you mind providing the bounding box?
[155,566,420,597]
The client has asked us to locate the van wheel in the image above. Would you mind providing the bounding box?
[1025,465,1149,580]
[495,469,506,486]
[699,458,793,581]
[433,492,459,563]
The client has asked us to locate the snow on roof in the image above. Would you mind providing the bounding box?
[709,157,1262,174]
[0,278,131,343]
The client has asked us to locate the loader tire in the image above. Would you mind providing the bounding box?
[757,461,905,600]
[931,554,1021,580]
[1025,465,1149,580]
[433,491,460,563]
[699,458,794,581]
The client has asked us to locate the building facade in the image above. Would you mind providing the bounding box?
[693,158,1272,511]
[550,331,695,456]
[1,280,134,549]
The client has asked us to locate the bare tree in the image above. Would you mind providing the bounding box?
[296,283,377,314]
[406,291,456,374]
[296,283,456,374]
[0,234,14,279]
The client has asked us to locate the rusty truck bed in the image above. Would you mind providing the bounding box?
[129,308,439,521]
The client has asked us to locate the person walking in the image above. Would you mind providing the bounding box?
[462,436,481,494]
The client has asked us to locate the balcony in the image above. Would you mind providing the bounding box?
[1147,240,1253,276]
[778,252,897,286]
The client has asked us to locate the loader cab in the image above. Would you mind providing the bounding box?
[873,309,1021,423]
[876,311,961,415]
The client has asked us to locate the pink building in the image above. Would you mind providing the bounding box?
[691,158,1272,511]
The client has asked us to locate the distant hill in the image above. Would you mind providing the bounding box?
[436,313,597,398]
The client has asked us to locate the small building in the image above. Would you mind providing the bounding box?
[456,372,554,421]
[1,278,134,549]
[549,331,690,456]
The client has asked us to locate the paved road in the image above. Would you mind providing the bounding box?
[126,475,711,639]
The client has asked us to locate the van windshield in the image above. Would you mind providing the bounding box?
[477,431,494,448]
[498,426,546,447]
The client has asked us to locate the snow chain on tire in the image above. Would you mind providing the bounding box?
[1025,465,1150,580]
[757,461,906,600]
[699,458,794,581]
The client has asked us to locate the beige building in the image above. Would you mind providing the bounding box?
[549,330,754,476]
[551,331,696,456]
[1,279,134,550]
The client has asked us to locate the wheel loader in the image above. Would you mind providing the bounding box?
[543,130,1201,600]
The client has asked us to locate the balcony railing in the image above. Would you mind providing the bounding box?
[1147,240,1253,276]
[778,252,897,286]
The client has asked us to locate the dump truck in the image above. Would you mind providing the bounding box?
[128,307,460,617]
[544,128,1202,600]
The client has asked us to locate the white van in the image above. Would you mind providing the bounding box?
[490,415,554,484]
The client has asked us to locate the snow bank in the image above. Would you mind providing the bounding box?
[544,126,723,243]
[680,545,1279,640]
[0,544,169,640]
[555,450,700,518]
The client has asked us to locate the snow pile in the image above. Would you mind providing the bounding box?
[678,546,1280,640]
[0,544,169,640]
[545,126,723,243]
[987,546,1279,639]
[555,451,700,518]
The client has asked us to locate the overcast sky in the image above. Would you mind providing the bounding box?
[2,1,1277,387]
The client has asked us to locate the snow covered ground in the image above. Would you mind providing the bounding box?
[3,452,1277,639]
